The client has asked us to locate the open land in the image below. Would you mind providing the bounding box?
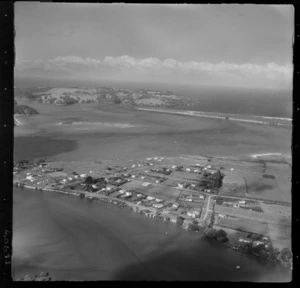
[14,153,291,256]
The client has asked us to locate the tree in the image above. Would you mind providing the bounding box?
[19,160,29,167]
[113,98,121,104]
[188,223,200,232]
[84,176,95,185]
[204,228,218,239]
[176,216,184,226]
[280,248,292,262]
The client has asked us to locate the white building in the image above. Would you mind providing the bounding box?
[142,182,150,187]
[153,204,164,209]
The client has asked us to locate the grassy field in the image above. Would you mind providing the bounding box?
[217,217,269,235]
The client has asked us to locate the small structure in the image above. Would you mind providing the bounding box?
[153,203,164,209]
[142,182,151,187]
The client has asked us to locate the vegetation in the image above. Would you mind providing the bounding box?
[204,228,229,243]
[188,223,200,232]
[14,104,38,115]
[279,247,292,262]
[176,216,185,226]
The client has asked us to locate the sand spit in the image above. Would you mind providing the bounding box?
[137,108,292,126]
[57,121,137,128]
[251,153,284,158]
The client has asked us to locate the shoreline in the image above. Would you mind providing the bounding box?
[14,182,291,270]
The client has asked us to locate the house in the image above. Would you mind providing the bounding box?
[218,214,225,218]
[146,158,152,161]
[131,175,136,178]
[239,200,246,204]
[153,203,164,209]
[141,176,145,180]
[177,183,184,188]
[238,238,251,243]
[146,196,155,201]
[80,174,86,178]
[119,189,125,194]
[185,198,193,202]
[172,165,177,169]
[186,168,191,172]
[155,198,163,203]
[199,195,204,199]
[253,241,264,246]
[131,165,136,168]
[137,194,143,197]
[142,182,150,187]
[187,211,200,218]
[155,180,160,184]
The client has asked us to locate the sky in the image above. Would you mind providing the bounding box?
[15,3,294,90]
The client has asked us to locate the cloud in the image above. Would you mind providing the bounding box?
[15,55,293,88]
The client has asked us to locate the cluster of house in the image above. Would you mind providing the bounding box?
[179,192,205,203]
[238,236,270,248]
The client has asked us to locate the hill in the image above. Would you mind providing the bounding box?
[14,102,39,115]
[14,87,193,108]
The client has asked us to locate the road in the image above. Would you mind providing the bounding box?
[198,194,213,222]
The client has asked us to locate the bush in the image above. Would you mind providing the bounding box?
[176,216,184,226]
[188,223,200,232]
[280,248,292,262]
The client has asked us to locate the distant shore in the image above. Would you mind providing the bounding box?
[137,108,292,126]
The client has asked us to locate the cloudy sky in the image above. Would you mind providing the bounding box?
[15,3,294,89]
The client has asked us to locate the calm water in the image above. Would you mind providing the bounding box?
[13,104,291,162]
[12,187,291,281]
